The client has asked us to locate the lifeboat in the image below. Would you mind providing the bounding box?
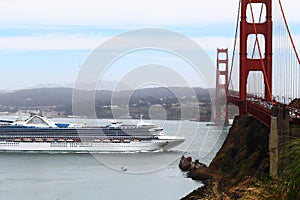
[23,138,32,142]
[57,138,66,142]
[35,138,43,142]
[123,139,131,143]
[93,139,101,143]
[112,139,121,143]
[102,139,110,143]
[66,139,74,142]
[46,138,55,142]
[13,138,21,142]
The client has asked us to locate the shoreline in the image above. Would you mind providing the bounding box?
[180,115,273,199]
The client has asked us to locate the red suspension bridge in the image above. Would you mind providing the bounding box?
[215,0,300,128]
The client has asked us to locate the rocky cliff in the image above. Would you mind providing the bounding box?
[181,115,271,199]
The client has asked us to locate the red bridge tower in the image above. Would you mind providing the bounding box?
[239,0,273,115]
[215,48,229,125]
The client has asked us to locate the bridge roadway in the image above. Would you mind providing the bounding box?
[228,94,300,128]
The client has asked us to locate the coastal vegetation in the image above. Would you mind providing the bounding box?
[275,138,300,199]
[181,116,300,200]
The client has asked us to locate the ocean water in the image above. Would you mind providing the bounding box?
[0,117,229,200]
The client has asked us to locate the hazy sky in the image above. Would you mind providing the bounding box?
[0,0,299,90]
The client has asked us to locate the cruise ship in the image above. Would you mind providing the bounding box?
[0,113,185,152]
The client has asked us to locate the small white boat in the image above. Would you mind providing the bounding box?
[121,164,127,171]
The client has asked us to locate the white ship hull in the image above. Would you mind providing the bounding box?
[0,136,184,153]
[0,114,185,153]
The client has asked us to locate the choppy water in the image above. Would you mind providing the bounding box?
[0,117,229,200]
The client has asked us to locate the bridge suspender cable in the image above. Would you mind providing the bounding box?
[248,0,273,104]
[278,0,300,64]
[228,0,241,93]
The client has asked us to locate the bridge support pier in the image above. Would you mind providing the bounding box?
[269,105,290,178]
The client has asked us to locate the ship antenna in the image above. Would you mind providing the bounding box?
[140,114,143,123]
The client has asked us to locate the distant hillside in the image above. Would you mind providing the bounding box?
[0,87,213,119]
[0,87,211,107]
[27,80,132,91]
[0,88,73,107]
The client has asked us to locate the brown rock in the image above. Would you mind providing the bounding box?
[188,168,212,181]
[179,155,192,171]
